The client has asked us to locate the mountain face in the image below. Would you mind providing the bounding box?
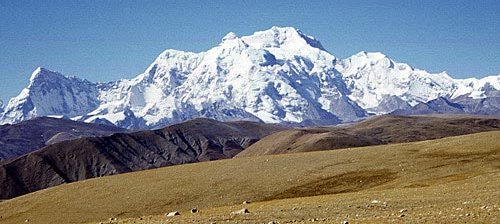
[0,118,286,199]
[1,27,499,129]
[392,84,500,116]
[0,117,125,161]
[1,68,100,124]
[391,97,465,115]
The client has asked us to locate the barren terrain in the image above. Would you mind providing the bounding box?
[0,131,498,223]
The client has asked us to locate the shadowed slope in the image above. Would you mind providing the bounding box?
[0,117,125,160]
[0,118,286,199]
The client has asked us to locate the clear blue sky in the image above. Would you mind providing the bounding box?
[1,0,499,102]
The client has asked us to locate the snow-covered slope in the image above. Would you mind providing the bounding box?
[339,52,452,112]
[1,68,100,124]
[1,27,499,129]
[336,51,500,114]
[454,75,500,99]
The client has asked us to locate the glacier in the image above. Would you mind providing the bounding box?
[1,26,499,129]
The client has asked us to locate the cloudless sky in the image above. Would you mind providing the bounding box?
[1,0,499,102]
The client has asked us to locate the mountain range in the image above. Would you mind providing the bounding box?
[1,26,499,129]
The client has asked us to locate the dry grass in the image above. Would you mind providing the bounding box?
[0,131,499,224]
[237,115,500,157]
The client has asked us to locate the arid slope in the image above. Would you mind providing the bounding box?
[236,115,500,157]
[0,118,285,199]
[0,131,498,224]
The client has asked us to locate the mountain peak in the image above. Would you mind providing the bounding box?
[29,67,46,81]
[354,51,388,59]
[217,31,249,48]
[222,32,238,42]
[242,26,326,51]
[29,67,65,83]
[269,26,301,36]
[343,51,395,70]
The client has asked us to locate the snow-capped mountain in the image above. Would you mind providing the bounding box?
[1,68,100,124]
[1,27,499,129]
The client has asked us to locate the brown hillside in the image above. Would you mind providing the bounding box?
[0,118,286,199]
[0,131,498,224]
[236,115,500,157]
[0,117,125,161]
